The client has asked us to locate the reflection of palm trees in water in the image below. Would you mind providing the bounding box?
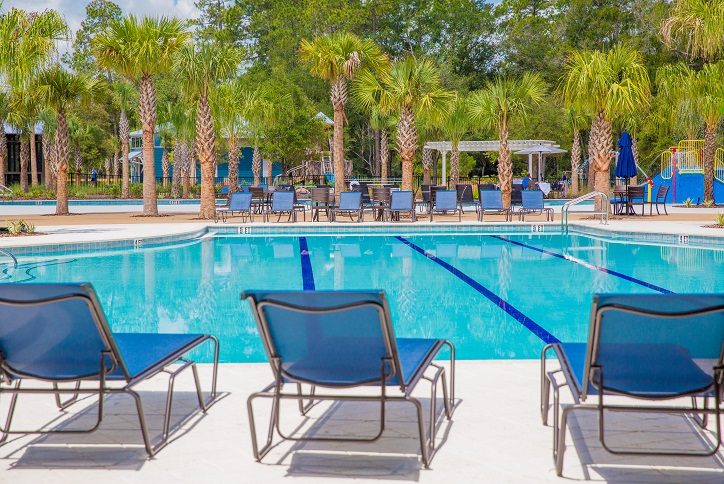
[591,239,615,294]
[496,244,511,301]
[397,254,417,333]
[197,240,218,334]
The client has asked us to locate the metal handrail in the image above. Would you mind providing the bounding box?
[0,248,17,268]
[0,184,13,201]
[561,191,609,232]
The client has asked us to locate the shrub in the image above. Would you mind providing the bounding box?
[7,219,36,234]
[129,183,144,198]
[716,213,724,226]
[684,198,692,208]
[703,199,714,208]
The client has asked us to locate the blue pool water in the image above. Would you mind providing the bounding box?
[2,233,723,362]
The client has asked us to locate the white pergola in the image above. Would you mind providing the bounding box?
[424,140,562,184]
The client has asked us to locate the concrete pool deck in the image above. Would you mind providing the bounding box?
[0,203,722,482]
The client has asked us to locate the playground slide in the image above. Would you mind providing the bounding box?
[652,172,723,204]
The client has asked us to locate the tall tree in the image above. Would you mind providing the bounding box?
[354,55,454,191]
[442,95,470,187]
[662,0,724,62]
[239,85,286,186]
[34,65,101,215]
[0,92,9,186]
[561,45,650,207]
[175,41,241,218]
[110,81,136,198]
[299,31,388,194]
[563,106,587,197]
[213,79,246,196]
[65,0,123,72]
[468,73,546,207]
[94,15,190,215]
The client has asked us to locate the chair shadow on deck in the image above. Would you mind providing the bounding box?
[254,396,459,480]
[4,389,229,470]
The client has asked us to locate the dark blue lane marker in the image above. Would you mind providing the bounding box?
[299,237,316,291]
[395,236,559,344]
[490,235,675,295]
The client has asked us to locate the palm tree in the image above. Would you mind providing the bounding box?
[662,0,724,61]
[354,56,454,191]
[6,93,40,192]
[38,108,57,189]
[0,92,9,186]
[213,79,246,197]
[110,81,136,198]
[299,32,388,194]
[563,106,587,197]
[561,45,650,207]
[442,95,470,187]
[175,41,241,218]
[34,65,101,215]
[94,15,190,215]
[240,86,286,186]
[164,100,196,199]
[468,73,546,207]
[368,108,394,180]
[658,62,724,202]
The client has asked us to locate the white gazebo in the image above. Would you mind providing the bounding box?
[424,140,563,184]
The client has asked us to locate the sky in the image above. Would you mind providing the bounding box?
[2,1,201,35]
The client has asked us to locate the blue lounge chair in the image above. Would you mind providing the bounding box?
[219,185,229,196]
[384,190,416,222]
[429,189,461,222]
[242,290,456,468]
[518,189,554,221]
[216,191,253,223]
[540,294,724,476]
[265,190,296,222]
[330,191,363,222]
[0,283,219,457]
[477,190,511,222]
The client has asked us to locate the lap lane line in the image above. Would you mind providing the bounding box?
[394,236,559,344]
[299,237,316,291]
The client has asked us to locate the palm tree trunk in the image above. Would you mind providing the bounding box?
[587,115,599,192]
[630,134,638,185]
[252,146,261,186]
[30,133,38,187]
[591,112,612,210]
[55,112,70,215]
[20,138,29,193]
[570,129,581,196]
[42,132,52,189]
[139,73,158,215]
[0,131,6,186]
[227,137,239,197]
[120,108,130,198]
[171,138,185,198]
[498,121,512,208]
[196,92,216,219]
[450,146,460,187]
[703,123,715,202]
[331,76,347,195]
[422,147,432,185]
[190,140,197,186]
[397,105,417,191]
[380,129,389,180]
[161,147,170,187]
[74,146,82,183]
[113,149,119,178]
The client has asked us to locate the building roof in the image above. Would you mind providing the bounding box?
[424,140,561,153]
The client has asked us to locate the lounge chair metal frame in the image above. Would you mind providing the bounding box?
[476,189,511,222]
[242,291,455,468]
[429,190,462,222]
[384,190,417,222]
[215,191,254,223]
[264,191,297,223]
[540,296,724,476]
[518,189,554,221]
[330,191,363,222]
[0,284,219,457]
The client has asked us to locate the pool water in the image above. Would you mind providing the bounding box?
[3,233,723,363]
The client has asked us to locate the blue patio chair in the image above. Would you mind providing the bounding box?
[242,290,456,468]
[430,190,461,222]
[219,185,229,196]
[216,191,253,223]
[518,189,554,221]
[540,294,724,476]
[239,184,250,193]
[477,190,511,222]
[265,190,296,222]
[330,191,363,222]
[0,283,219,457]
[384,190,416,222]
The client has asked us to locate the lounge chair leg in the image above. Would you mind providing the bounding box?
[53,381,81,410]
[126,388,157,457]
[247,387,280,462]
[0,380,20,445]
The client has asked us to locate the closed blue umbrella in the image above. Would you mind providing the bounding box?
[615,131,637,180]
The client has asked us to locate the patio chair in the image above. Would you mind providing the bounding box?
[511,185,523,206]
[476,190,511,222]
[0,283,219,457]
[540,294,724,476]
[651,185,670,215]
[610,186,627,215]
[370,187,392,221]
[311,187,332,221]
[265,190,297,222]
[249,186,266,214]
[215,192,253,223]
[455,184,474,213]
[430,190,462,222]
[518,190,554,221]
[219,185,229,196]
[241,290,456,468]
[330,191,363,222]
[626,185,645,216]
[384,190,416,222]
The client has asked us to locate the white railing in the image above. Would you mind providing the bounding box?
[0,248,17,268]
[561,191,609,232]
[0,184,13,201]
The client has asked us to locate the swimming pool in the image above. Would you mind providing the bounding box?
[2,232,723,363]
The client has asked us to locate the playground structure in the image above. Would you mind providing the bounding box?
[278,151,352,185]
[655,140,724,203]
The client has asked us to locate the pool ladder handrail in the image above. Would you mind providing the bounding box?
[0,248,17,268]
[561,191,609,232]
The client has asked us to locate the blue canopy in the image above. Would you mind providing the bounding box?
[615,131,637,179]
